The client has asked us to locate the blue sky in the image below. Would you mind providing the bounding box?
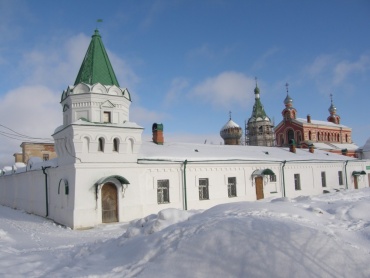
[0,0,370,166]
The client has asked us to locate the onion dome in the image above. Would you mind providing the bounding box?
[327,94,340,124]
[220,115,242,145]
[254,85,260,95]
[283,82,293,107]
[284,94,293,106]
[328,94,337,115]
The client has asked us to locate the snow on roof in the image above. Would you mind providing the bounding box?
[139,141,355,162]
[296,117,349,128]
[313,142,359,151]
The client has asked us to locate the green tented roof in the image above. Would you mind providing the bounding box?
[251,98,268,119]
[74,29,120,86]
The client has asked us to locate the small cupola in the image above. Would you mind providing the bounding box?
[327,94,341,124]
[220,112,242,145]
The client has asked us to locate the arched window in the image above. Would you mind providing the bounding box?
[82,137,90,153]
[279,134,284,146]
[287,129,294,143]
[127,138,134,154]
[113,138,119,152]
[308,131,312,140]
[297,131,302,144]
[98,137,105,152]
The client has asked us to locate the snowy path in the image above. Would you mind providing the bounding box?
[0,206,127,277]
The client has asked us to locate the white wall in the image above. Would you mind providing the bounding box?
[1,159,369,229]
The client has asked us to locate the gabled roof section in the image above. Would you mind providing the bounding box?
[74,29,120,87]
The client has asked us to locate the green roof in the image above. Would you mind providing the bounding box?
[74,29,120,86]
[251,86,268,119]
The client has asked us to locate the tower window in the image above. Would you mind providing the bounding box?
[98,137,105,152]
[103,112,111,123]
[113,138,119,152]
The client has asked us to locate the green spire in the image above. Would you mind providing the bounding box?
[74,29,120,86]
[251,85,268,119]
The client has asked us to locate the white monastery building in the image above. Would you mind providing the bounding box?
[0,30,369,229]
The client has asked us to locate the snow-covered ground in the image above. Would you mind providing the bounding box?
[1,189,370,277]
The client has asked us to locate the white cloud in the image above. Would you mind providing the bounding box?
[333,54,370,85]
[189,71,255,109]
[108,51,140,90]
[305,54,334,78]
[163,77,189,106]
[304,52,370,91]
[130,105,168,130]
[19,33,90,89]
[187,44,215,60]
[252,47,280,70]
[0,86,61,167]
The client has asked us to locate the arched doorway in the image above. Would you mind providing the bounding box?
[101,182,118,223]
[255,176,264,200]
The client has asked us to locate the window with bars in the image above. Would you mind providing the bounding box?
[199,178,209,200]
[269,175,277,182]
[321,172,327,187]
[228,177,237,197]
[294,174,301,190]
[157,180,170,204]
[43,154,49,161]
[338,171,343,185]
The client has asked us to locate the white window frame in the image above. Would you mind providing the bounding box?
[228,177,237,197]
[199,178,209,200]
[157,179,170,204]
[294,174,301,190]
[338,171,343,185]
[321,171,327,187]
[269,174,277,182]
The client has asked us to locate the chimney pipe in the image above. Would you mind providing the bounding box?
[307,114,311,123]
[289,139,296,153]
[309,144,314,153]
[152,123,164,145]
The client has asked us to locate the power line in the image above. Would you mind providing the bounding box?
[0,124,53,143]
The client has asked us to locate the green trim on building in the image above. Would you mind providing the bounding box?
[74,29,120,86]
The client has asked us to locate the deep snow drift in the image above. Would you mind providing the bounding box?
[1,188,370,277]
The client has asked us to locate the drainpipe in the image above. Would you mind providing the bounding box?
[42,166,51,217]
[183,160,188,210]
[344,160,349,190]
[281,160,287,197]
